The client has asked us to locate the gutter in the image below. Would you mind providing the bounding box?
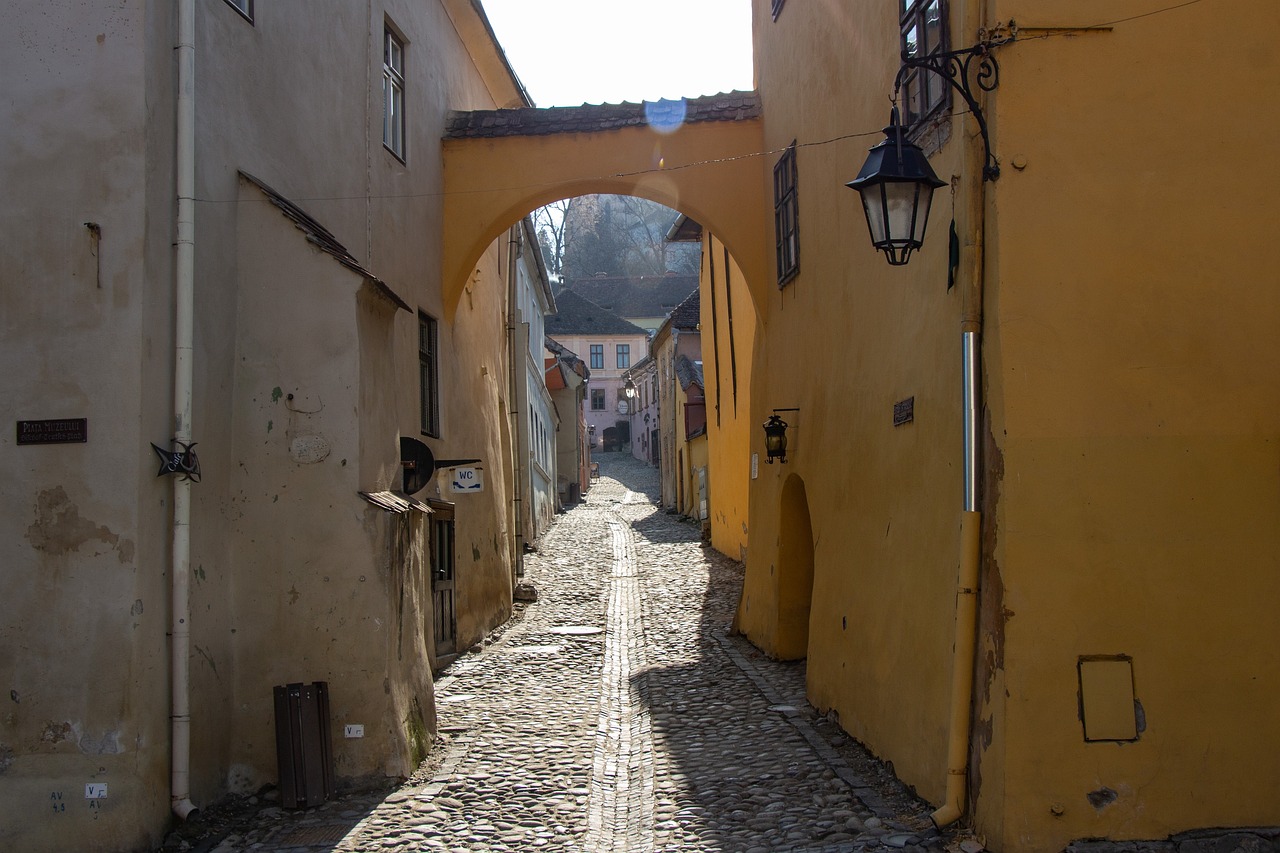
[171,0,198,821]
[932,0,989,829]
[507,227,525,578]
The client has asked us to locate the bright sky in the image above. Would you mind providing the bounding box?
[480,0,755,108]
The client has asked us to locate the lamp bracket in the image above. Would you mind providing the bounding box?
[894,29,1014,182]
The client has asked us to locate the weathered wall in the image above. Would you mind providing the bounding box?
[0,1,524,849]
[975,1,1280,848]
[700,234,755,561]
[747,0,1280,849]
[0,4,175,850]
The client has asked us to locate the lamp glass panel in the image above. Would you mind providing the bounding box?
[883,182,920,243]
[861,185,889,244]
[912,185,935,243]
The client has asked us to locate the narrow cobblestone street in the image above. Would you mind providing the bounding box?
[166,454,967,853]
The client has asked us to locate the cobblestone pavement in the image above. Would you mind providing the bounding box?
[161,454,1273,853]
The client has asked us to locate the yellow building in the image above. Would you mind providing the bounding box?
[737,0,1280,850]
[696,228,757,562]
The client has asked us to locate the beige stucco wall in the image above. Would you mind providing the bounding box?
[1,2,525,850]
[0,5,176,850]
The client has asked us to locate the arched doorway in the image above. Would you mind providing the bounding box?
[775,473,815,660]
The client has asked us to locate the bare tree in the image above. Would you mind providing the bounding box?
[530,198,574,284]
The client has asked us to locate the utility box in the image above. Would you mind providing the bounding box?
[273,681,335,808]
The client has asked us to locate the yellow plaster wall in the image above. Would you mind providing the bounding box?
[701,234,755,562]
[741,0,965,807]
[746,0,1280,848]
[442,118,769,320]
[975,1,1280,847]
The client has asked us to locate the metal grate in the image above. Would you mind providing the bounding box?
[273,823,356,847]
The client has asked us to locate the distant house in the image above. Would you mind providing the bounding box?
[545,290,648,454]
[621,354,659,467]
[563,272,698,336]
[651,289,702,509]
[513,218,558,548]
[544,337,590,505]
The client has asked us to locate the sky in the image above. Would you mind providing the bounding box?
[480,0,755,108]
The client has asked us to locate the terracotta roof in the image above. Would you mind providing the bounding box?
[674,354,704,391]
[545,290,648,337]
[667,287,701,331]
[445,91,761,139]
[564,274,697,322]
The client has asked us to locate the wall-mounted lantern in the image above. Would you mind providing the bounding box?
[845,106,947,266]
[624,378,637,398]
[847,35,1009,265]
[762,414,789,464]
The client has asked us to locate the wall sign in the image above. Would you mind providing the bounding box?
[893,397,915,427]
[449,466,484,493]
[17,419,87,445]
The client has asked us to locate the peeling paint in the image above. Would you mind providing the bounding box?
[78,731,122,755]
[271,386,283,403]
[130,599,144,616]
[1087,787,1118,810]
[40,722,74,744]
[972,414,1010,801]
[26,487,119,556]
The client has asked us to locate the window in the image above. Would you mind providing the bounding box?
[901,0,949,129]
[616,344,631,369]
[774,142,799,286]
[383,28,406,160]
[419,312,440,437]
[589,344,604,370]
[223,0,253,22]
[591,389,606,411]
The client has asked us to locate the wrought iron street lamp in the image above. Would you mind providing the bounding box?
[845,106,947,266]
[847,36,1008,265]
[762,414,789,464]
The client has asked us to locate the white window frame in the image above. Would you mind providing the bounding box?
[383,28,406,160]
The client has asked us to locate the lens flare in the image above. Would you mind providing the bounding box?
[644,98,687,135]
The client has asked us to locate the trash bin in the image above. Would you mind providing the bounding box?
[273,681,334,808]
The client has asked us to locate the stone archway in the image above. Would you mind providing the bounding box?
[441,94,767,320]
[775,473,815,661]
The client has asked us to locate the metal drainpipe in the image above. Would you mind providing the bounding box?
[171,0,199,821]
[507,229,525,580]
[931,0,988,829]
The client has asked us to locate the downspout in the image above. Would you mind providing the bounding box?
[171,0,199,821]
[507,228,525,579]
[932,0,988,830]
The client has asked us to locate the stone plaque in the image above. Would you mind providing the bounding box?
[17,419,87,445]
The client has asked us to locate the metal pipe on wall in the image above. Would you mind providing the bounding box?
[171,0,199,822]
[932,0,988,828]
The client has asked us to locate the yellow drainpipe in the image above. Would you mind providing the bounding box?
[932,0,989,830]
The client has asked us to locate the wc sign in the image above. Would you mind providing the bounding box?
[450,466,484,493]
